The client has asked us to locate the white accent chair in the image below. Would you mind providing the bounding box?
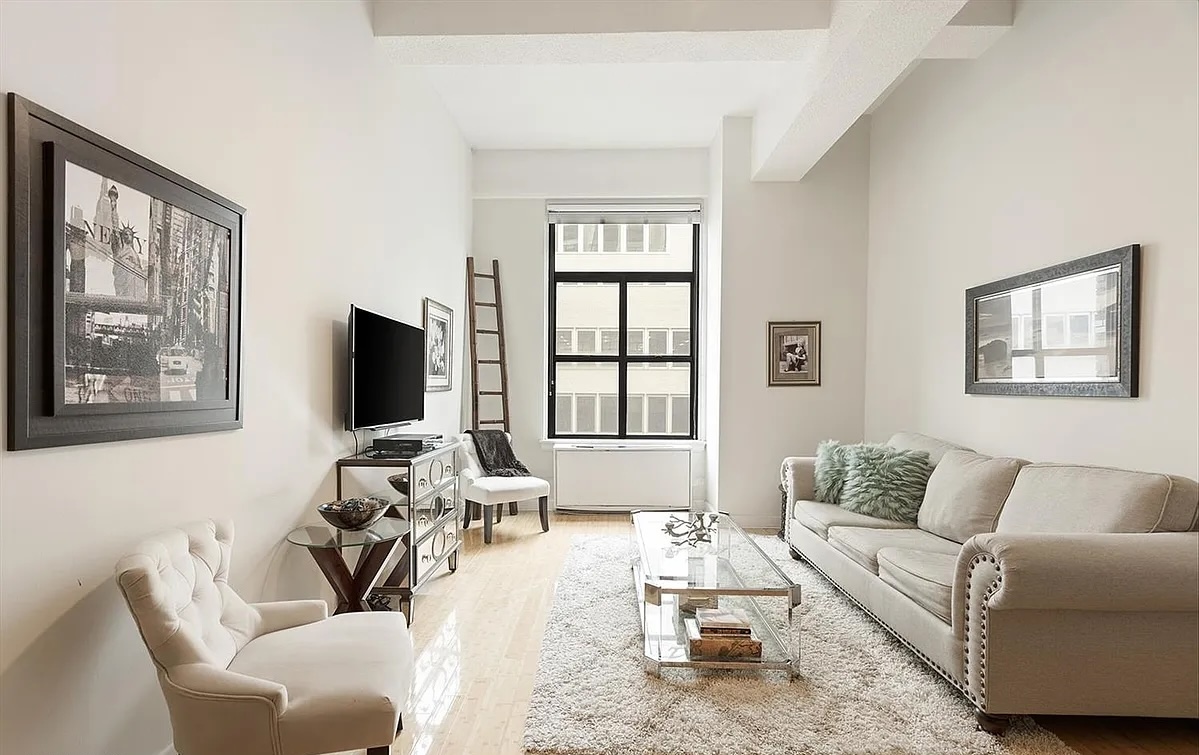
[458,432,551,543]
[115,519,413,755]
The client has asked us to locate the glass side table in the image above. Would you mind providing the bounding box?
[287,519,410,614]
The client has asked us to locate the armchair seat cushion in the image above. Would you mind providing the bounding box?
[877,547,956,623]
[463,475,550,505]
[826,526,960,574]
[793,500,915,540]
[227,612,413,755]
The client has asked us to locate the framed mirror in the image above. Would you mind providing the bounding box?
[965,245,1140,397]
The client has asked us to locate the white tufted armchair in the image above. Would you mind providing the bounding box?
[115,520,413,755]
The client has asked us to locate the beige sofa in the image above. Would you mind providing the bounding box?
[781,431,1199,733]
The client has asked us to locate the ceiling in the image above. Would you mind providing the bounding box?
[374,0,1013,179]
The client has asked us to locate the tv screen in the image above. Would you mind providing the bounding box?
[347,305,425,430]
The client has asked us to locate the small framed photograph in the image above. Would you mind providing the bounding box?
[767,321,821,386]
[423,298,453,392]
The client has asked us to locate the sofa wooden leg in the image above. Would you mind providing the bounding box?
[788,547,804,561]
[975,710,1010,735]
[538,495,549,532]
[496,504,504,523]
[509,501,519,515]
[367,747,391,755]
[483,506,494,544]
[397,712,404,733]
[463,500,474,529]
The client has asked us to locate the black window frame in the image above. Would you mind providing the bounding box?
[547,221,700,440]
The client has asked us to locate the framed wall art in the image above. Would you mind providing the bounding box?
[7,94,245,450]
[767,321,821,386]
[423,297,453,392]
[965,245,1140,398]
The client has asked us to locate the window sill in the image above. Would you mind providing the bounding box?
[540,438,705,451]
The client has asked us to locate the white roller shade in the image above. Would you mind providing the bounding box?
[546,201,702,225]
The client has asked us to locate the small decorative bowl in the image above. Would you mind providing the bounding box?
[318,496,390,531]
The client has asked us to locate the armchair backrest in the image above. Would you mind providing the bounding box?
[458,431,513,478]
[115,520,259,671]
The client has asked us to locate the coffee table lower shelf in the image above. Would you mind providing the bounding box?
[632,557,799,679]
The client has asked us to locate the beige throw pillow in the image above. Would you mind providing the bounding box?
[917,450,1028,543]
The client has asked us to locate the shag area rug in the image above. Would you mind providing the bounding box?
[522,535,1077,755]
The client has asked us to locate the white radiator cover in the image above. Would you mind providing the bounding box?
[553,445,692,512]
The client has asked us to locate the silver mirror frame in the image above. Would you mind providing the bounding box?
[964,245,1140,398]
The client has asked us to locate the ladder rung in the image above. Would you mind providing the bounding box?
[478,419,505,425]
[476,302,497,308]
[478,359,501,364]
[476,329,499,335]
[479,391,503,396]
[473,272,495,279]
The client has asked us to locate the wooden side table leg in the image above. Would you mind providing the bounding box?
[351,539,401,611]
[309,549,355,614]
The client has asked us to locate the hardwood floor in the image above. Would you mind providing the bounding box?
[377,511,1196,755]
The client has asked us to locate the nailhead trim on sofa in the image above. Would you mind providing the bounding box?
[964,553,1002,708]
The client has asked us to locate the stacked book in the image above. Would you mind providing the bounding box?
[683,607,762,660]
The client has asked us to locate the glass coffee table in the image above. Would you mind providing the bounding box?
[631,511,801,678]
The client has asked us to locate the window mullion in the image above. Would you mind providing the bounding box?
[617,279,628,439]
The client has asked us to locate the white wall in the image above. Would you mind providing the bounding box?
[0,2,471,754]
[473,148,709,198]
[865,0,1199,477]
[711,116,870,527]
[468,148,709,505]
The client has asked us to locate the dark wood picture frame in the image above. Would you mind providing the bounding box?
[767,321,821,386]
[7,93,245,449]
[964,245,1140,398]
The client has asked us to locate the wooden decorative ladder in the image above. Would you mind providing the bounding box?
[465,257,516,515]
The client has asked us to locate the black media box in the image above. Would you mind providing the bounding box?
[372,434,441,455]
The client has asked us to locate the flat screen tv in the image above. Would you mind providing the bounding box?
[347,305,425,430]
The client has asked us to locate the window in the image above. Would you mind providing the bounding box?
[576,329,597,354]
[555,394,572,434]
[626,224,644,253]
[556,329,573,354]
[599,394,618,434]
[602,225,621,253]
[561,225,578,253]
[627,395,644,434]
[671,328,690,356]
[600,328,619,355]
[646,395,668,434]
[647,329,668,355]
[670,396,690,435]
[648,224,666,253]
[575,394,597,433]
[581,224,599,253]
[627,329,644,355]
[548,208,699,439]
[1069,314,1091,347]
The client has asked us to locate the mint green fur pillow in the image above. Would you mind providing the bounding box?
[814,440,853,504]
[839,445,933,523]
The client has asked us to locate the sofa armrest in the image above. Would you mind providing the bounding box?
[955,531,1199,616]
[251,599,329,636]
[780,456,816,504]
[166,663,289,713]
[955,531,1199,716]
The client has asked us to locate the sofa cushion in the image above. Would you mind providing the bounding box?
[839,445,933,523]
[995,464,1199,534]
[877,548,956,624]
[918,450,1028,543]
[826,526,960,574]
[793,500,916,540]
[886,431,972,467]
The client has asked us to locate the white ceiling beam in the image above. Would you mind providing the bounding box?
[751,0,971,182]
[922,0,1014,59]
[371,0,831,37]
